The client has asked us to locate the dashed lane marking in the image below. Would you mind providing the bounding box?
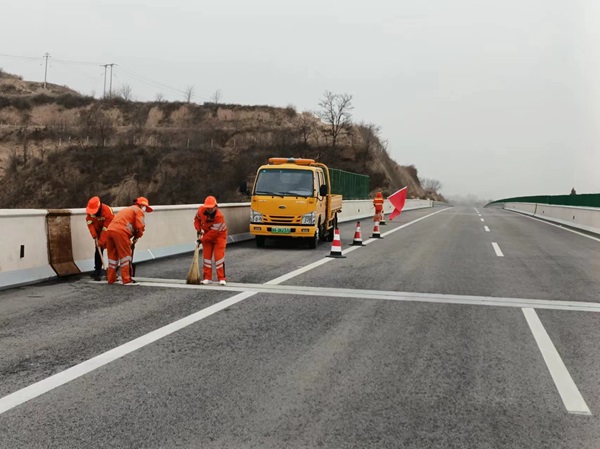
[484,226,490,232]
[492,242,504,257]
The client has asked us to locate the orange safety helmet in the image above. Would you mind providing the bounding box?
[135,196,153,212]
[86,196,101,214]
[203,196,217,208]
[375,191,383,198]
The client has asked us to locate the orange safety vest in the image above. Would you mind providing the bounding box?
[194,206,227,242]
[108,205,146,239]
[373,194,384,212]
[86,203,114,239]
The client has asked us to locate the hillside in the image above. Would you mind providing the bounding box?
[0,70,444,208]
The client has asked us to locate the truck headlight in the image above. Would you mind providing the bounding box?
[301,212,316,225]
[250,210,263,223]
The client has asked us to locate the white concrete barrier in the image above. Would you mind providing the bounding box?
[1,199,435,288]
[0,210,56,289]
[504,202,600,234]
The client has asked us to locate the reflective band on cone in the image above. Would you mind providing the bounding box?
[326,228,346,258]
[380,212,387,225]
[371,221,383,239]
[351,221,365,246]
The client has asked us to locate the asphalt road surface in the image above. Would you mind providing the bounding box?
[1,205,600,448]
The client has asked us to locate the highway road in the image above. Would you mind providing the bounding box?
[1,205,600,448]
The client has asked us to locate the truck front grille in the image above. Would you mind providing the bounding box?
[265,215,301,224]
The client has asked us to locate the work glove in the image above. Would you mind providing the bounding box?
[196,231,203,245]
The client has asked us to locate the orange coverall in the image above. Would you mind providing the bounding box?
[86,203,114,277]
[373,192,384,221]
[194,206,228,282]
[106,206,145,284]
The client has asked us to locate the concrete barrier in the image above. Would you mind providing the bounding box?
[0,210,56,289]
[504,202,600,234]
[1,199,435,289]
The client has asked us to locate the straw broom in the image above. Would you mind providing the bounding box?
[186,242,201,284]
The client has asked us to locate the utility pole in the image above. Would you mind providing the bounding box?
[43,53,50,89]
[101,63,116,98]
[101,64,109,98]
[108,63,116,98]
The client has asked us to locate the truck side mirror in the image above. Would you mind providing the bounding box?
[239,181,249,196]
[319,185,328,196]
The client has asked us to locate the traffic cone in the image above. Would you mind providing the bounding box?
[350,221,365,246]
[371,221,383,239]
[326,227,346,258]
[380,211,387,225]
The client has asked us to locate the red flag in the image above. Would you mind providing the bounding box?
[388,187,407,221]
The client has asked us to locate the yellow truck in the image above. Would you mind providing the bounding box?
[244,157,343,248]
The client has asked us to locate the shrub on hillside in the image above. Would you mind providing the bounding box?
[55,94,94,109]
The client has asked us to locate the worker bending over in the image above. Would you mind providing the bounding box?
[194,196,228,285]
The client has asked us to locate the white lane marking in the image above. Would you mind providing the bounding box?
[513,212,600,243]
[0,207,448,414]
[484,226,490,232]
[474,208,480,214]
[135,278,600,313]
[492,242,504,257]
[0,291,256,416]
[480,218,485,222]
[522,308,591,415]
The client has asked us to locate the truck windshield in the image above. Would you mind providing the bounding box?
[254,169,314,197]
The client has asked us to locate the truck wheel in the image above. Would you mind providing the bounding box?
[326,214,338,242]
[308,232,318,249]
[255,236,266,248]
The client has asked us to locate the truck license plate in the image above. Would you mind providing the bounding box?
[272,227,291,234]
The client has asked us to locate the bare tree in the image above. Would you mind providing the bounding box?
[155,92,165,103]
[293,111,317,149]
[317,91,354,149]
[211,89,222,105]
[421,178,443,194]
[351,122,381,168]
[184,85,194,103]
[119,84,133,101]
[210,89,223,105]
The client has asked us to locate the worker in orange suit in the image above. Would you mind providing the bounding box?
[373,191,384,222]
[194,195,228,285]
[86,196,114,281]
[106,197,153,285]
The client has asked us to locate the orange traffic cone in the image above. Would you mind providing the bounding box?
[371,221,383,239]
[326,227,346,258]
[351,221,365,246]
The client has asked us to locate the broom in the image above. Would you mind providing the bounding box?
[186,242,201,284]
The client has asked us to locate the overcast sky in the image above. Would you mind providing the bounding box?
[2,0,599,200]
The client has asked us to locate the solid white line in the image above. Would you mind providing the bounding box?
[522,308,591,415]
[379,208,448,239]
[484,226,490,232]
[0,207,447,415]
[492,242,504,257]
[0,291,255,415]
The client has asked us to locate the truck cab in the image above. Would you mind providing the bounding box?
[248,158,342,248]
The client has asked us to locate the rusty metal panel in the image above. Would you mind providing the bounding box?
[46,209,80,276]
